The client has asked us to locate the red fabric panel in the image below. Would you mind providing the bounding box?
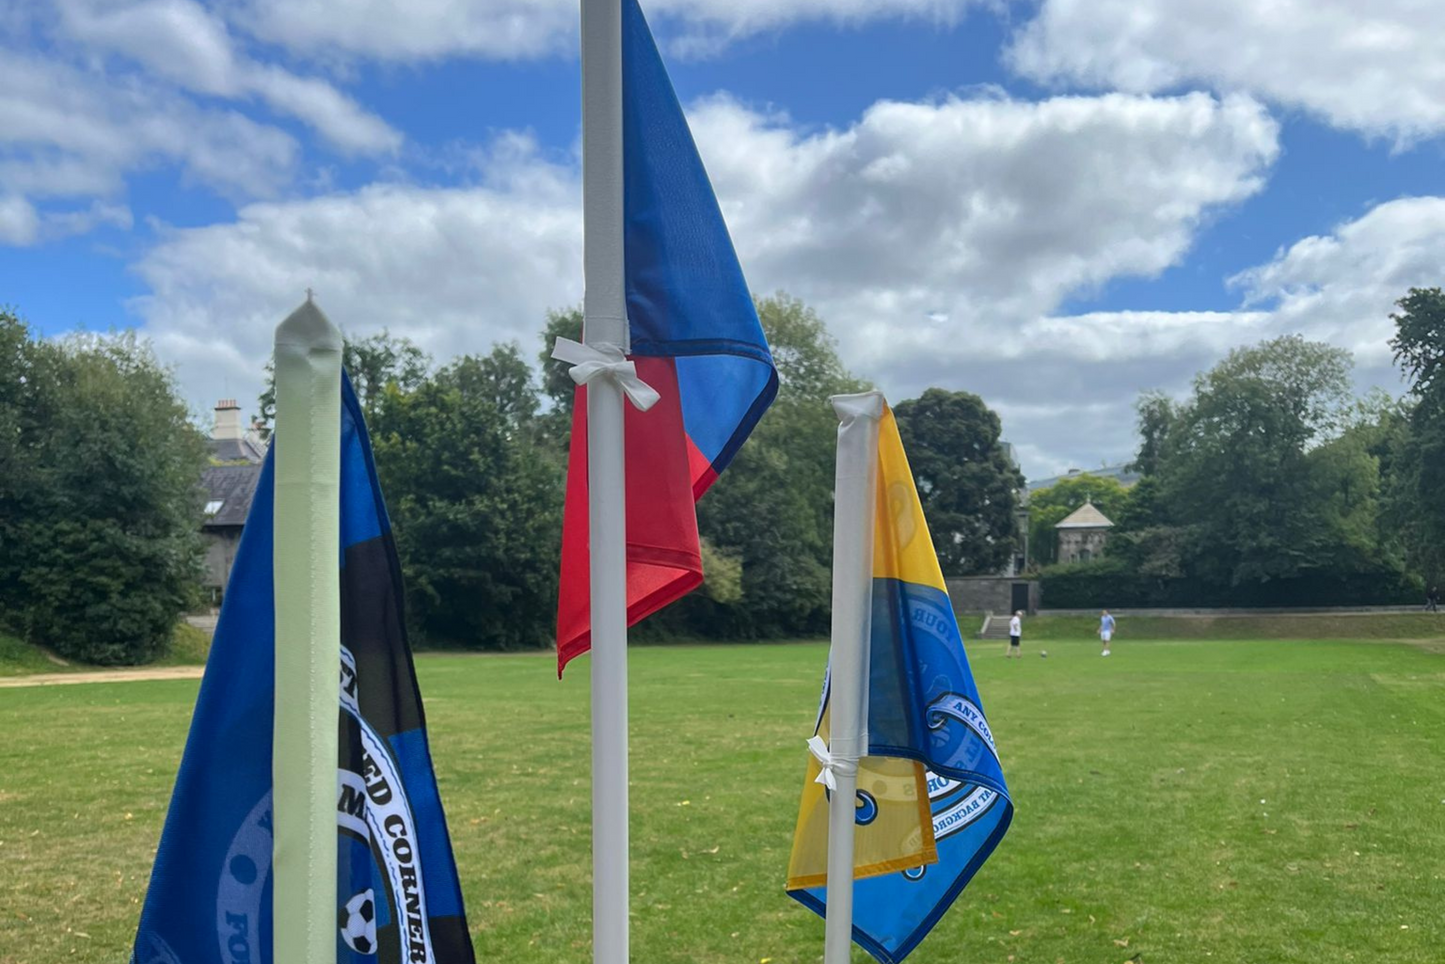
[683,432,718,499]
[556,356,703,676]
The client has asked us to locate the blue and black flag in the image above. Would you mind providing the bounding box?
[132,376,475,964]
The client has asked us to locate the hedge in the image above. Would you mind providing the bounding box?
[1038,558,1424,609]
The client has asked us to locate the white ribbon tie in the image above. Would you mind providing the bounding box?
[551,336,660,412]
[807,735,858,792]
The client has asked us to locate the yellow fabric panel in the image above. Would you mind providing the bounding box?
[871,406,946,592]
[786,705,937,890]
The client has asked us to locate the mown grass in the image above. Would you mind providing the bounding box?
[2,638,1443,964]
[150,622,213,667]
[0,622,212,677]
[0,630,64,677]
[1018,611,1445,641]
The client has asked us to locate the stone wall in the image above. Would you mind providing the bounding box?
[1058,527,1110,564]
[201,528,242,602]
[944,576,1041,615]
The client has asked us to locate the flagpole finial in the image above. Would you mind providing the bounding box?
[305,287,315,303]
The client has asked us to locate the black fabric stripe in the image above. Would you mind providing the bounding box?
[341,532,424,739]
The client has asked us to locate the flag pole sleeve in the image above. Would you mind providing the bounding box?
[272,298,343,963]
[824,391,886,964]
[581,1,630,963]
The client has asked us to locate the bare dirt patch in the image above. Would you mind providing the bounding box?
[0,666,204,689]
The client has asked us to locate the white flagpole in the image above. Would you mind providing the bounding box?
[271,296,343,963]
[823,391,886,964]
[580,1,631,963]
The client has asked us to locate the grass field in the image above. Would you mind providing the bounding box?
[0,624,211,677]
[1018,611,1445,641]
[2,637,1443,964]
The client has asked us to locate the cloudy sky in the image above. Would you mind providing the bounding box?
[4,0,1444,478]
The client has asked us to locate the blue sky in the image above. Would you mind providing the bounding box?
[3,0,1444,475]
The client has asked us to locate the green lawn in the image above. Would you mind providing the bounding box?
[1020,611,1445,641]
[2,638,1443,964]
[0,623,211,677]
[0,630,65,676]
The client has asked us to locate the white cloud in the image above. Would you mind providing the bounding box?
[1009,0,1445,144]
[1232,197,1445,367]
[56,0,241,95]
[130,90,1282,478]
[230,0,989,62]
[0,196,40,246]
[1010,197,1445,475]
[54,0,400,154]
[131,145,582,412]
[0,0,400,247]
[687,92,1278,397]
[247,66,401,155]
[42,200,135,240]
[0,193,132,247]
[0,52,298,203]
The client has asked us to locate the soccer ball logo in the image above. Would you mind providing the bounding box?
[339,889,377,955]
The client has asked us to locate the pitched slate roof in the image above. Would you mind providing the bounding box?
[209,435,267,463]
[201,463,262,529]
[1055,501,1115,529]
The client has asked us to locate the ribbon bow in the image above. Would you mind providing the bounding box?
[551,337,660,412]
[806,735,858,792]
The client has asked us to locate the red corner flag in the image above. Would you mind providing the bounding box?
[554,0,776,675]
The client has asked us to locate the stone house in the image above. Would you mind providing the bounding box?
[200,400,266,603]
[1055,500,1114,564]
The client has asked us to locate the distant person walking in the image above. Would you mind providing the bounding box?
[1428,586,1440,613]
[1099,610,1116,656]
[1008,611,1023,658]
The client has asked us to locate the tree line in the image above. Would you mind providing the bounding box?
[1032,287,1445,608]
[0,312,207,664]
[0,296,1022,663]
[323,295,1022,649]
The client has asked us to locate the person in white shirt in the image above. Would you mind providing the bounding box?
[1099,610,1116,656]
[1007,611,1023,658]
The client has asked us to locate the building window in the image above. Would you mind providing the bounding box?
[204,499,224,516]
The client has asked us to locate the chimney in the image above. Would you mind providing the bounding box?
[213,399,243,441]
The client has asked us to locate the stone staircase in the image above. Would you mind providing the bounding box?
[977,612,1013,640]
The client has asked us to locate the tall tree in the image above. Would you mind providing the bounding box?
[536,307,584,448]
[1,325,207,664]
[1388,287,1445,581]
[893,388,1023,576]
[686,293,869,636]
[369,344,563,649]
[1160,335,1357,585]
[1130,391,1177,476]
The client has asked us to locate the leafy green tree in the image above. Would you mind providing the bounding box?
[536,307,585,448]
[685,294,868,636]
[1,324,207,664]
[893,389,1023,575]
[1130,391,1177,476]
[1305,430,1388,573]
[1391,288,1445,403]
[369,344,563,649]
[1159,335,1359,586]
[1026,473,1131,567]
[1107,475,1191,579]
[538,308,584,409]
[1388,287,1445,581]
[0,310,41,627]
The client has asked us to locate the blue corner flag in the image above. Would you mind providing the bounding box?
[132,376,475,964]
